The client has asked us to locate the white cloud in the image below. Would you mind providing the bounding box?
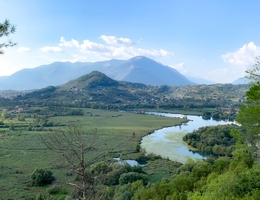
[59,36,79,47]
[59,37,109,52]
[100,35,133,45]
[41,46,63,53]
[169,63,187,74]
[107,46,173,59]
[60,54,88,63]
[222,42,260,66]
[57,36,173,60]
[80,39,110,52]
[17,47,31,52]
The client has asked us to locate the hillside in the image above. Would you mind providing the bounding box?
[61,71,120,90]
[14,71,249,116]
[17,71,152,105]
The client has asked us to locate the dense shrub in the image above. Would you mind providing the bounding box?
[31,168,55,186]
[47,185,68,195]
[183,125,238,156]
[119,172,149,185]
[35,192,56,200]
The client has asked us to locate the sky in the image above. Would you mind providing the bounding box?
[1,0,260,83]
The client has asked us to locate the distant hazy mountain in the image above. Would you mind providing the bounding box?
[0,62,88,90]
[232,78,250,85]
[0,56,194,90]
[232,77,250,85]
[109,56,194,86]
[187,76,215,85]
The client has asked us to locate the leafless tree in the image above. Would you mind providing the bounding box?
[41,125,105,200]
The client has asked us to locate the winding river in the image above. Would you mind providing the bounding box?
[141,112,235,163]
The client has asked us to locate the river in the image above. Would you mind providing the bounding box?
[141,112,235,163]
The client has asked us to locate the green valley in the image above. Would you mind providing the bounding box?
[0,70,258,200]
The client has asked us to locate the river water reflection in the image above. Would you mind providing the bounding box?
[141,112,235,163]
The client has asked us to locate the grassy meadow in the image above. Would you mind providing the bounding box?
[0,108,186,199]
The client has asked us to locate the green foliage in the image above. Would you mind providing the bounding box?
[106,164,132,185]
[0,19,16,54]
[31,168,55,186]
[236,60,260,148]
[191,162,213,179]
[13,77,248,115]
[190,163,260,200]
[134,143,141,152]
[104,162,147,186]
[136,152,162,163]
[235,94,260,151]
[113,183,132,200]
[230,148,255,172]
[0,108,185,199]
[183,125,238,156]
[35,192,56,200]
[119,172,149,185]
[47,185,68,195]
[213,157,231,174]
[90,161,113,175]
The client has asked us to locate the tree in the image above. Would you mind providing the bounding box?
[245,56,260,83]
[41,125,104,200]
[234,57,260,164]
[236,57,260,145]
[119,172,149,185]
[0,19,16,54]
[31,168,55,186]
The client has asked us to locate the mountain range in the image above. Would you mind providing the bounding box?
[15,71,249,107]
[0,56,198,90]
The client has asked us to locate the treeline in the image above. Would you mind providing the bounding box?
[35,161,150,199]
[111,151,259,200]
[10,82,247,119]
[24,107,84,117]
[183,125,238,156]
[34,147,260,199]
[13,99,239,121]
[202,111,237,121]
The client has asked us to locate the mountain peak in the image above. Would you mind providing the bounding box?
[60,71,119,90]
[128,56,153,63]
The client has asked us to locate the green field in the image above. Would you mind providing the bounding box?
[0,108,186,199]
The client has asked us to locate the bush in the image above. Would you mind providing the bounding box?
[47,185,68,195]
[119,172,149,185]
[31,168,55,186]
[35,192,56,200]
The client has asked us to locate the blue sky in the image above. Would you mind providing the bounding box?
[1,0,260,83]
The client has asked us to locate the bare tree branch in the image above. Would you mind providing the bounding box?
[0,19,16,54]
[41,125,104,200]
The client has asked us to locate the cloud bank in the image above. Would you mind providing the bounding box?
[100,35,133,45]
[57,35,173,61]
[18,47,31,52]
[41,46,63,53]
[222,42,260,66]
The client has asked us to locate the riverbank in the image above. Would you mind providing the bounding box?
[141,112,234,163]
